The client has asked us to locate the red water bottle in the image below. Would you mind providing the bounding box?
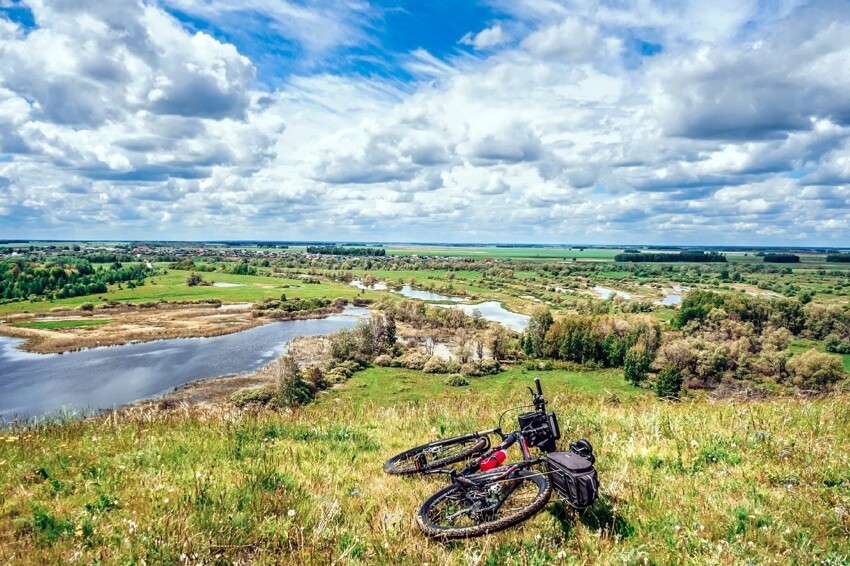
[479,449,507,471]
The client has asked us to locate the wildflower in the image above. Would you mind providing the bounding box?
[557,550,567,559]
[690,439,698,447]
[163,497,170,504]
[287,509,296,518]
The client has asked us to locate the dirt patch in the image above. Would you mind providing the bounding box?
[0,303,266,354]
[145,335,334,407]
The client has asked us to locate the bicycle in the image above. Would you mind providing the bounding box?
[383,378,600,539]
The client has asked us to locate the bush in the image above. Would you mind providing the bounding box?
[423,357,451,374]
[623,346,651,386]
[459,359,502,377]
[460,362,482,377]
[445,374,469,387]
[231,385,276,407]
[373,354,392,367]
[78,302,94,311]
[477,359,502,375]
[186,272,204,286]
[398,351,429,370]
[787,349,845,390]
[824,334,850,354]
[656,366,684,399]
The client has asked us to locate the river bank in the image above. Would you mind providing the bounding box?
[0,301,353,355]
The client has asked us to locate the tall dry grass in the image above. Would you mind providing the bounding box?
[1,371,848,564]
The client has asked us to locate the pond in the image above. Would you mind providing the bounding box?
[350,281,467,302]
[349,280,388,290]
[592,285,632,300]
[0,307,368,422]
[655,293,682,306]
[432,301,529,332]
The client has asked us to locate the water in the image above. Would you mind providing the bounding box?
[592,285,632,300]
[0,308,367,422]
[211,282,245,288]
[349,280,388,290]
[350,281,467,302]
[395,285,467,302]
[655,293,682,306]
[432,301,529,332]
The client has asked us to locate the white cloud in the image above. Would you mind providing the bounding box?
[460,23,509,50]
[1,0,850,244]
[520,17,603,63]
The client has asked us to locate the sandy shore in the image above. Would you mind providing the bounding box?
[0,302,347,354]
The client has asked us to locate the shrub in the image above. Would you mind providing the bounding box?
[231,385,276,407]
[824,334,850,354]
[656,366,684,399]
[477,359,502,375]
[186,272,204,286]
[373,354,392,367]
[787,349,845,390]
[78,302,94,311]
[445,374,469,387]
[460,362,482,377]
[398,351,429,370]
[423,357,451,374]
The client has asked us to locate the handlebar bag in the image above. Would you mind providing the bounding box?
[545,451,599,509]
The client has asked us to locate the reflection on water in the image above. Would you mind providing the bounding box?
[0,308,368,422]
[432,301,529,332]
[350,281,467,302]
[349,280,388,290]
[592,285,632,300]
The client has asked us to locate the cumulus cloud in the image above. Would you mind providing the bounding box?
[520,17,603,63]
[0,0,849,244]
[460,23,509,50]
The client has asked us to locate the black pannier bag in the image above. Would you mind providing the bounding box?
[517,411,560,453]
[545,450,599,509]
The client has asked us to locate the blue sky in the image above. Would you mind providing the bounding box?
[0,0,849,244]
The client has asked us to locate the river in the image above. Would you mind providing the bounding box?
[0,307,367,422]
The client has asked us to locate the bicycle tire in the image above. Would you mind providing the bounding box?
[383,436,490,475]
[416,469,552,540]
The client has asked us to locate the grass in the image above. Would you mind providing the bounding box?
[1,367,849,564]
[790,339,850,373]
[0,270,370,315]
[10,319,113,330]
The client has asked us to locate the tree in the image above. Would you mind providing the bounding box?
[655,366,684,399]
[274,355,313,406]
[486,325,509,360]
[524,306,553,358]
[787,349,845,390]
[623,346,651,386]
[186,272,203,286]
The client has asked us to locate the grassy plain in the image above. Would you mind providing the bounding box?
[0,271,367,316]
[10,319,113,330]
[1,368,848,564]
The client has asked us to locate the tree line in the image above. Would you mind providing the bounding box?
[306,246,386,256]
[614,251,727,263]
[0,259,152,301]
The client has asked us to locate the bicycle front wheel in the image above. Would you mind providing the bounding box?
[383,435,490,475]
[416,469,552,540]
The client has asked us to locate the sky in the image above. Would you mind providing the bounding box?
[0,0,849,245]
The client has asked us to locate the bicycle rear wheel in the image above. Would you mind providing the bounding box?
[383,435,490,475]
[416,469,552,539]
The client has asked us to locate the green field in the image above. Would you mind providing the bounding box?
[384,245,622,261]
[0,271,371,315]
[1,367,848,564]
[11,319,113,330]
